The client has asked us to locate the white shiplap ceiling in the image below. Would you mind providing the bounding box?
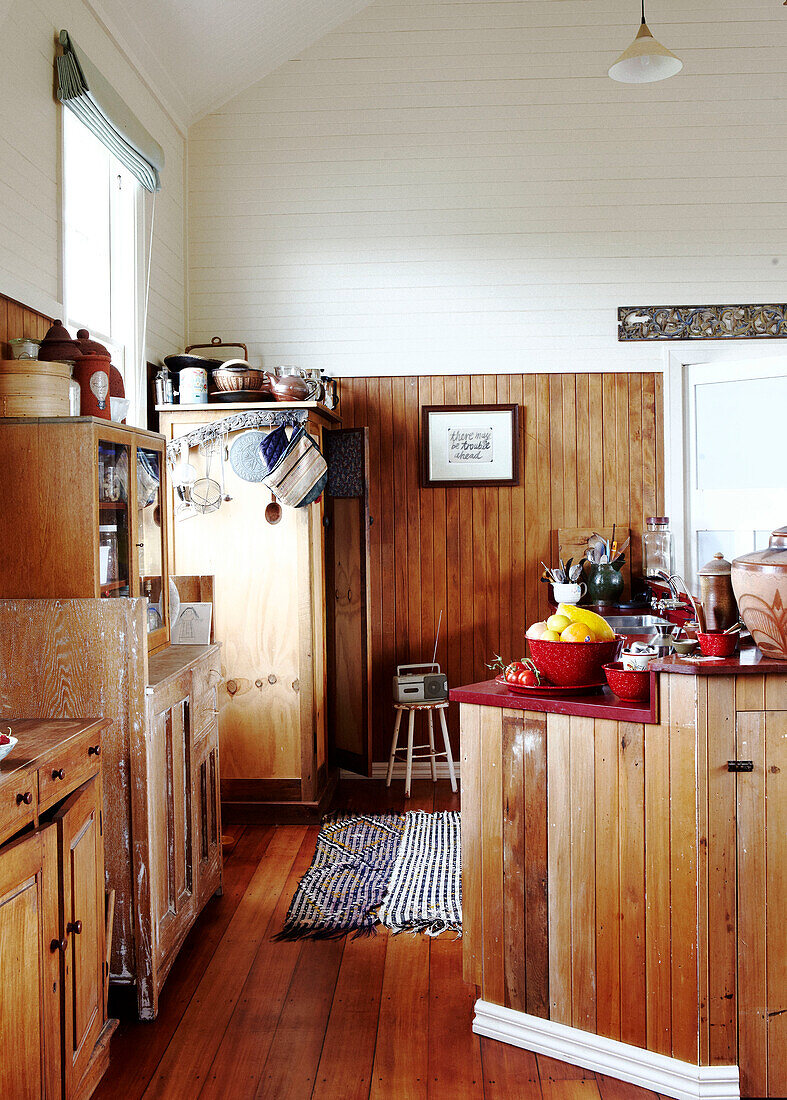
[89,0,375,130]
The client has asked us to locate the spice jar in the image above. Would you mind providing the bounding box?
[697,552,738,632]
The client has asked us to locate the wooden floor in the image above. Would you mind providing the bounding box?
[96,780,667,1100]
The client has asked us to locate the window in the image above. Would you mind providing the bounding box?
[63,108,141,417]
[669,354,787,588]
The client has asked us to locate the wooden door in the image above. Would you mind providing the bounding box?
[149,697,194,967]
[0,828,61,1099]
[55,775,105,1097]
[324,428,373,775]
[193,722,222,908]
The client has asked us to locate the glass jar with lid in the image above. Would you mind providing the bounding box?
[643,516,673,578]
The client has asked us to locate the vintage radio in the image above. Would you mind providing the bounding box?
[392,662,448,704]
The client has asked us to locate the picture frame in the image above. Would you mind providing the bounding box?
[421,403,520,488]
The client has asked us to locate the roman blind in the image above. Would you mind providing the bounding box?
[56,30,164,192]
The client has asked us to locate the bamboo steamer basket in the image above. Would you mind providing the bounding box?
[0,359,71,417]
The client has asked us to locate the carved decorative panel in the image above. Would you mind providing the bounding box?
[618,304,787,341]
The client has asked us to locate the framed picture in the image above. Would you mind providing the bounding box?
[421,403,520,488]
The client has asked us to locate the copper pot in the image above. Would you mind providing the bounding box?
[732,525,787,658]
[269,373,313,401]
[697,552,738,631]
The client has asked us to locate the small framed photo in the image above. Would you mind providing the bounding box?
[171,602,213,645]
[421,403,520,488]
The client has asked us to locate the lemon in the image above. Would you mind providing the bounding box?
[560,622,594,643]
[557,603,615,642]
[540,629,562,641]
[546,614,571,634]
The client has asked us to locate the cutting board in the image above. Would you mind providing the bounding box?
[556,526,631,601]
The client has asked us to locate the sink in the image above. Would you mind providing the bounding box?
[604,614,672,636]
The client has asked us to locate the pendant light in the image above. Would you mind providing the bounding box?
[608,0,682,83]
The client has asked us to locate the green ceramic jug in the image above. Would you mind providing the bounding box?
[587,562,624,603]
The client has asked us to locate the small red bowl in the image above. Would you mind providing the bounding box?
[603,662,651,702]
[527,635,622,686]
[697,631,738,658]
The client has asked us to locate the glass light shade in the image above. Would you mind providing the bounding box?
[608,22,683,83]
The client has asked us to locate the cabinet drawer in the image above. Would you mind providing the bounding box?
[0,768,37,841]
[37,731,101,813]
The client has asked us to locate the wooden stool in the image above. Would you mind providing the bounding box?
[386,701,457,799]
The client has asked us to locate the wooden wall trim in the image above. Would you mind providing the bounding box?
[339,373,664,761]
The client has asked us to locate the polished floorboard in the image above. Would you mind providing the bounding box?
[96,780,665,1100]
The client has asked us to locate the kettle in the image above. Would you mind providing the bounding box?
[697,552,738,631]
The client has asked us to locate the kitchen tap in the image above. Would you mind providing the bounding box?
[650,570,690,612]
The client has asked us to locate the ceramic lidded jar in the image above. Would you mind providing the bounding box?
[697,552,738,631]
[73,328,111,418]
[732,526,787,658]
[39,320,82,364]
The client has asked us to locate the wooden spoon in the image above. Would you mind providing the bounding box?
[265,492,282,524]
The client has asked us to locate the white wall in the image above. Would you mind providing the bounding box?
[0,0,187,362]
[187,0,787,376]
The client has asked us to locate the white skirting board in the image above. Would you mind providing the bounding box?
[472,1000,740,1100]
[338,762,461,781]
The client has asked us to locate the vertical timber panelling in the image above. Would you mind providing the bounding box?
[646,676,672,1056]
[502,711,525,1012]
[736,709,768,1099]
[765,709,787,1098]
[460,703,481,986]
[480,703,504,1005]
[523,712,549,1020]
[0,293,51,358]
[339,372,664,761]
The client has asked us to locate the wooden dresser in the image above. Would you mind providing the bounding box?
[0,599,222,1019]
[0,717,116,1099]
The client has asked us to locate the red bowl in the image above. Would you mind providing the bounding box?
[697,631,738,658]
[603,662,651,702]
[527,635,622,686]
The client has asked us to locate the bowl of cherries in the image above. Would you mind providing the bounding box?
[0,728,18,763]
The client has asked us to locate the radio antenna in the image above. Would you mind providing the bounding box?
[432,609,443,667]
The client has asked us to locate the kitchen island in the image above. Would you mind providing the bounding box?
[451,655,786,1100]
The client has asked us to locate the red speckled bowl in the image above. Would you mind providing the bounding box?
[603,662,651,702]
[697,631,738,658]
[527,635,623,686]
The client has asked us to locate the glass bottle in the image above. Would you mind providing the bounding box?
[643,516,673,578]
[68,364,81,415]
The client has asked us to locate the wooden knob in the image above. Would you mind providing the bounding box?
[88,745,100,756]
[16,791,32,806]
[67,920,82,935]
[50,937,67,953]
[52,768,65,780]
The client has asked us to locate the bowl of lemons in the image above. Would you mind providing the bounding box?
[525,605,622,686]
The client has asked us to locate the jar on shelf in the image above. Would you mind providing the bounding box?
[643,516,673,578]
[99,526,118,585]
[67,365,80,416]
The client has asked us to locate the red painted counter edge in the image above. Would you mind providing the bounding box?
[449,677,659,724]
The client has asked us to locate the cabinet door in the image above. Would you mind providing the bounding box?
[135,441,169,655]
[55,775,105,1098]
[0,828,61,1100]
[193,722,222,908]
[149,697,194,967]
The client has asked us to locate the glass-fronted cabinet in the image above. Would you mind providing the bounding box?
[0,417,170,654]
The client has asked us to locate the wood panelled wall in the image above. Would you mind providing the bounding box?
[338,372,664,761]
[0,292,51,358]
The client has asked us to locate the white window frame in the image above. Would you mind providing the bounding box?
[663,344,787,592]
[61,109,145,424]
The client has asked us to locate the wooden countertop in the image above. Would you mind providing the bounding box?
[146,643,220,692]
[449,677,659,723]
[651,647,787,675]
[0,717,107,784]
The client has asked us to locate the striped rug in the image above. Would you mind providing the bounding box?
[276,813,405,939]
[378,811,462,937]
